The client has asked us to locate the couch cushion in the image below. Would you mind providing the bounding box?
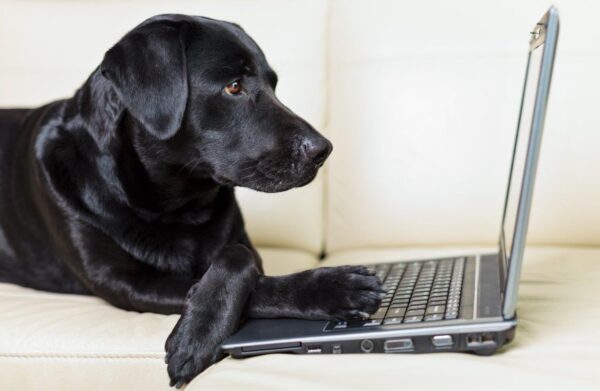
[0,0,329,254]
[325,0,600,252]
[0,247,318,391]
[2,246,598,389]
[189,246,600,390]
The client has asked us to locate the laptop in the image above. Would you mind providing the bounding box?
[222,7,559,357]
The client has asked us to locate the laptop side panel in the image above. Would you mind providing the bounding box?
[224,319,517,357]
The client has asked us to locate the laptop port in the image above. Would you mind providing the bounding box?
[360,339,374,353]
[432,335,454,347]
[466,334,497,349]
[306,345,322,354]
[466,335,483,346]
[384,338,414,352]
[482,334,495,342]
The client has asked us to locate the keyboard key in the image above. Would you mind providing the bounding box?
[403,315,423,323]
[426,305,445,315]
[387,307,406,317]
[405,309,425,317]
[424,314,443,321]
[428,300,446,306]
[413,288,430,294]
[364,319,382,326]
[370,307,388,319]
[383,317,403,325]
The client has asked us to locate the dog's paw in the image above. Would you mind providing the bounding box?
[306,265,385,320]
[164,315,223,388]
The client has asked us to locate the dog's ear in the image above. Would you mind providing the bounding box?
[100,20,188,140]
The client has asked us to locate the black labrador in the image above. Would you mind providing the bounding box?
[0,15,383,387]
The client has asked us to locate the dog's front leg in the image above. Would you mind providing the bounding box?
[165,243,259,388]
[245,266,384,320]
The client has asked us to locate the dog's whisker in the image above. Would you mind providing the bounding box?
[237,164,258,174]
[187,159,204,175]
[237,169,262,182]
[178,158,201,175]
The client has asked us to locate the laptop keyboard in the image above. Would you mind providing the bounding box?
[331,257,465,329]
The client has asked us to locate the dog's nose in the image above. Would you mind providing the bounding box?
[302,138,333,166]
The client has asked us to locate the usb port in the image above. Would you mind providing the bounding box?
[466,335,483,346]
[306,345,322,354]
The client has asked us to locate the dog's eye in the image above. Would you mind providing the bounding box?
[225,80,242,95]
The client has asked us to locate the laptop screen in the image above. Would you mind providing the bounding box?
[501,42,544,264]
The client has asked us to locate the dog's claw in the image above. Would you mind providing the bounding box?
[306,265,383,321]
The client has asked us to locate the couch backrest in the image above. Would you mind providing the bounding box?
[2,0,598,256]
[0,0,329,255]
[325,0,600,252]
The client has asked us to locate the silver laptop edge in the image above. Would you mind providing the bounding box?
[501,7,559,319]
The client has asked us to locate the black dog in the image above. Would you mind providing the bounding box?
[0,15,383,386]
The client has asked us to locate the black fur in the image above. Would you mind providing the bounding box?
[0,15,383,387]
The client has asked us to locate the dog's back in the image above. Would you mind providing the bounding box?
[0,108,32,284]
[0,107,89,294]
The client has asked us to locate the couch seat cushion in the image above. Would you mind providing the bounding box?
[0,247,318,390]
[189,246,600,390]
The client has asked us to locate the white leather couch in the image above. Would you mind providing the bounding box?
[1,0,599,390]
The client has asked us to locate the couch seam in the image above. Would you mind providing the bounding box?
[319,0,334,260]
[0,352,164,360]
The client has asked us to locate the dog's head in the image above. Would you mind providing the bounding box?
[100,14,331,193]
